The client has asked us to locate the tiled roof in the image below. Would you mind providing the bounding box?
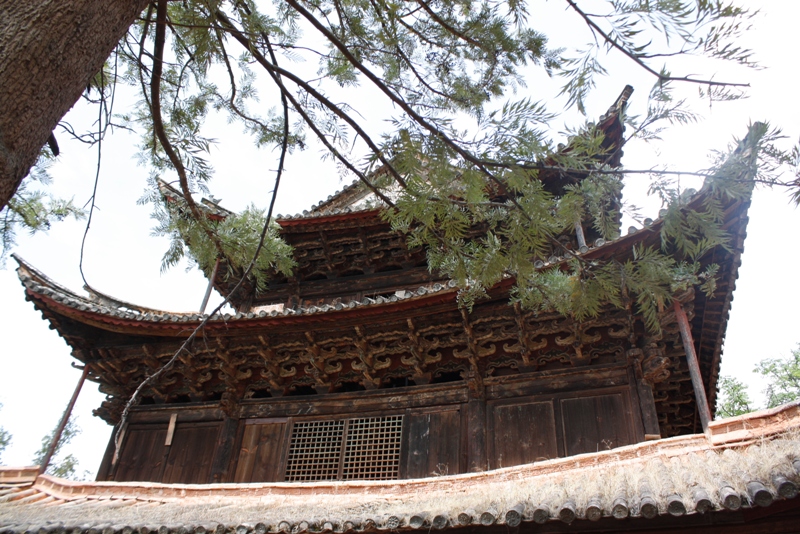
[13,254,460,326]
[275,204,375,222]
[12,206,649,329]
[301,179,367,216]
[2,402,799,532]
[13,212,658,328]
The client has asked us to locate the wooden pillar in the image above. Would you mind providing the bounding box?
[199,257,221,314]
[673,300,712,432]
[39,365,89,475]
[209,415,239,482]
[626,354,661,440]
[466,377,487,472]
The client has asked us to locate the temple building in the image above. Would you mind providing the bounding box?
[2,91,799,532]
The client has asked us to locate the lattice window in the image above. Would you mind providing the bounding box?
[284,415,403,481]
[342,415,403,480]
[285,420,345,482]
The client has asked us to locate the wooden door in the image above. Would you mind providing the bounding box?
[233,418,288,482]
[489,400,557,469]
[162,421,222,484]
[113,424,168,482]
[560,392,634,456]
[402,408,461,478]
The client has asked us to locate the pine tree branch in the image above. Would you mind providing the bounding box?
[150,0,224,257]
[565,0,749,88]
[214,9,408,196]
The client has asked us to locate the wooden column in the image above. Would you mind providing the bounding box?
[673,300,712,432]
[199,257,221,314]
[209,415,239,482]
[626,355,661,440]
[39,365,89,475]
[466,388,487,472]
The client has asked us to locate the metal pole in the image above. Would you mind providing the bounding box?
[39,365,90,476]
[673,300,712,433]
[199,257,221,314]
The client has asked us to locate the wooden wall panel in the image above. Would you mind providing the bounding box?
[113,424,168,482]
[489,401,557,469]
[233,419,288,483]
[95,427,117,481]
[561,393,634,456]
[403,408,461,478]
[162,421,221,484]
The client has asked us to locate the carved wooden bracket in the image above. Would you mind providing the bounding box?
[641,343,671,385]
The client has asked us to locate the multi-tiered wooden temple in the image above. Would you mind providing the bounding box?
[12,90,752,487]
[7,95,800,533]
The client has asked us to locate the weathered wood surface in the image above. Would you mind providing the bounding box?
[489,400,557,469]
[561,392,635,456]
[113,422,221,483]
[674,300,712,432]
[403,408,462,478]
[233,420,288,483]
[95,427,117,481]
[209,417,239,483]
[484,364,630,399]
[162,422,221,484]
[129,406,225,424]
[629,365,661,438]
[242,385,467,419]
[465,398,486,472]
[115,376,650,483]
[113,425,168,482]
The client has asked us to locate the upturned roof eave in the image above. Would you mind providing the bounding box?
[13,189,740,335]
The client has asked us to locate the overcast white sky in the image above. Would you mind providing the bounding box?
[1,0,798,477]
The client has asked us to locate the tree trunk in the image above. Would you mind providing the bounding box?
[0,0,150,209]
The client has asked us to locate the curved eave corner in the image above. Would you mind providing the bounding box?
[13,253,464,338]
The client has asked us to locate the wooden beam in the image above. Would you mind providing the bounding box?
[673,300,712,432]
[164,413,178,446]
[352,326,380,389]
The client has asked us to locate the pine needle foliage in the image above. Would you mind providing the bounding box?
[0,152,85,265]
[145,183,295,293]
[43,0,795,330]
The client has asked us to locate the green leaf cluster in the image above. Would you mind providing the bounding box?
[31,416,82,479]
[0,403,11,465]
[716,344,800,418]
[54,0,791,329]
[715,375,752,418]
[148,187,295,294]
[1,152,85,265]
[755,346,800,409]
[381,122,759,332]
